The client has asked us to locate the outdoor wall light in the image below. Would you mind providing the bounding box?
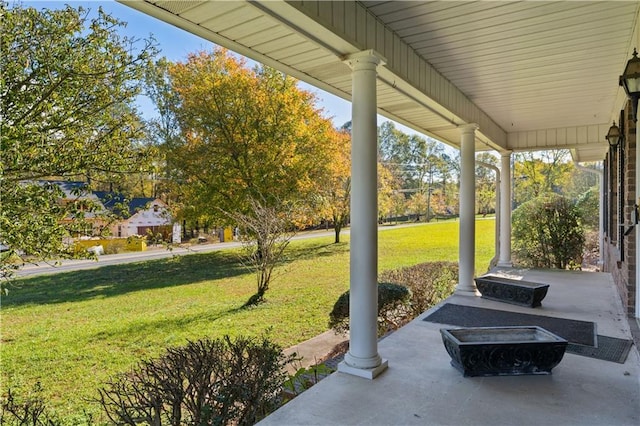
[619,48,640,122]
[606,121,621,148]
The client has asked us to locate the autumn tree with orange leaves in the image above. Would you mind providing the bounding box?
[316,127,351,243]
[151,49,343,303]
[166,49,334,219]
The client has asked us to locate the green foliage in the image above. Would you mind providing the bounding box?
[157,48,336,226]
[145,228,164,247]
[328,283,411,335]
[379,261,458,318]
[1,3,157,280]
[512,151,600,212]
[513,151,573,207]
[98,334,292,426]
[377,121,459,217]
[476,152,499,215]
[2,221,495,420]
[378,121,447,193]
[283,363,335,400]
[328,262,459,336]
[565,164,600,202]
[512,193,585,269]
[575,187,600,230]
[0,183,73,280]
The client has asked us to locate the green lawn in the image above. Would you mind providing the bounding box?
[1,220,495,422]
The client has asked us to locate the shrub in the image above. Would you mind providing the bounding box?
[282,363,335,401]
[575,187,599,230]
[97,334,293,426]
[0,383,61,426]
[102,239,126,255]
[328,283,411,335]
[512,193,585,269]
[379,261,458,318]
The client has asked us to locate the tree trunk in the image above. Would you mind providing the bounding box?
[334,224,341,243]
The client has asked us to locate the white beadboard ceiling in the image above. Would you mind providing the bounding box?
[120,0,640,161]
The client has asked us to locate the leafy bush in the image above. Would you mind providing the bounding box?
[379,261,458,317]
[98,334,293,425]
[512,193,585,269]
[328,283,411,335]
[145,229,164,246]
[282,363,335,401]
[575,187,599,230]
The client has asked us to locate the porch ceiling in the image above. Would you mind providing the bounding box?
[120,0,640,161]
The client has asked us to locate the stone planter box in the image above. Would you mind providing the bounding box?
[474,275,549,307]
[440,326,568,377]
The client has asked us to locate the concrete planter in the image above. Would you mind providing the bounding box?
[440,326,567,377]
[474,275,549,307]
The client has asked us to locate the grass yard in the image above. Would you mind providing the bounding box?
[1,220,495,422]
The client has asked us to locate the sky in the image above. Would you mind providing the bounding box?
[23,0,456,153]
[25,0,357,127]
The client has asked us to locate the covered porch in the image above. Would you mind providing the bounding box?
[120,0,640,398]
[262,268,639,425]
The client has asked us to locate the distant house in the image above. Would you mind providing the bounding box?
[93,192,172,239]
[34,180,174,240]
[31,180,103,235]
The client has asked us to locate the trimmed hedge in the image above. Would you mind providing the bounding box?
[379,261,458,318]
[328,283,411,335]
[329,261,458,335]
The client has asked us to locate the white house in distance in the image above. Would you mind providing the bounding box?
[93,191,173,240]
[35,181,176,241]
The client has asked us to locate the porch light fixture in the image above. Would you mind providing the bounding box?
[619,48,640,122]
[606,121,621,148]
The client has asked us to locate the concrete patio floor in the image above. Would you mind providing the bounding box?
[261,268,640,426]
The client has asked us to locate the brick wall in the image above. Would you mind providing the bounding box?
[624,102,637,316]
[605,101,637,317]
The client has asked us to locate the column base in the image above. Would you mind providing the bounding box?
[338,358,388,379]
[497,261,513,268]
[455,286,480,296]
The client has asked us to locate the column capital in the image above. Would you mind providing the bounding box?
[343,49,386,70]
[458,123,479,134]
[500,150,513,157]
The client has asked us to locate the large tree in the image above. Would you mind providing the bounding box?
[378,121,415,189]
[159,49,340,303]
[378,163,403,223]
[513,150,573,208]
[317,127,351,243]
[165,49,335,223]
[0,3,156,280]
[475,152,499,216]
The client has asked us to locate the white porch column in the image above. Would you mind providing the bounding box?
[498,151,513,267]
[338,50,388,379]
[456,124,479,294]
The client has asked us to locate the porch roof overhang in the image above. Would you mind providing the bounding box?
[120,0,640,162]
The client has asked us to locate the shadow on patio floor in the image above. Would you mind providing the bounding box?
[264,268,639,426]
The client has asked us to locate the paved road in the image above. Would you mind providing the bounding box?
[14,230,339,278]
[15,242,238,278]
[13,223,431,278]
